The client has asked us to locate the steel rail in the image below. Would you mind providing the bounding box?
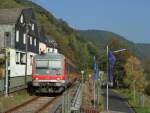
[0,85,27,96]
[35,96,59,113]
[3,78,78,113]
[4,96,39,113]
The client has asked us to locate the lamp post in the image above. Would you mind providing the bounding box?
[106,46,126,111]
[106,46,109,111]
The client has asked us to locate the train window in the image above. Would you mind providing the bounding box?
[36,60,49,68]
[35,60,62,75]
[49,60,62,76]
[49,60,61,68]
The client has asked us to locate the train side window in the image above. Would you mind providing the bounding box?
[16,52,20,64]
[20,53,26,64]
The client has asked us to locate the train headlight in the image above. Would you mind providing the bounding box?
[35,77,39,80]
[57,77,60,80]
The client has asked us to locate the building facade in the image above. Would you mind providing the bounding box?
[0,7,58,92]
[0,8,39,90]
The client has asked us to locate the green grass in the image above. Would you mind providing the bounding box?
[0,90,31,112]
[114,88,150,113]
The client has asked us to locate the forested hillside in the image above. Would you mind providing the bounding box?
[1,0,150,73]
[1,0,150,90]
[0,0,100,70]
[78,30,150,60]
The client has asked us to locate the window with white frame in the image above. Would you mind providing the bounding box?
[23,33,26,44]
[34,38,36,46]
[16,30,19,42]
[4,32,11,47]
[20,15,23,23]
[20,53,26,64]
[16,52,20,64]
[30,36,32,45]
[31,24,34,30]
[30,55,33,65]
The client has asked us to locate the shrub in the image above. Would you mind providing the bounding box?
[145,83,150,95]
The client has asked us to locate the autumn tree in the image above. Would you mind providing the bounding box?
[107,38,131,87]
[143,59,150,95]
[124,56,147,95]
[143,59,150,81]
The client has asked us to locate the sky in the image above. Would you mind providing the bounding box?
[32,0,150,43]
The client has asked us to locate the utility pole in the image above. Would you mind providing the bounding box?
[96,71,101,111]
[5,49,8,97]
[93,80,96,108]
[106,45,109,111]
[4,32,8,97]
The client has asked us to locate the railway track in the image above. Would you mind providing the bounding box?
[2,79,80,113]
[3,96,59,113]
[0,85,27,96]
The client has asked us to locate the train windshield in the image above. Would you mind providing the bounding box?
[35,59,62,76]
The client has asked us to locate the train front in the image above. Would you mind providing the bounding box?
[31,53,66,93]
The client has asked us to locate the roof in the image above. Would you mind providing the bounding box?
[35,52,65,60]
[38,27,47,43]
[38,26,57,48]
[0,7,33,24]
[46,35,57,48]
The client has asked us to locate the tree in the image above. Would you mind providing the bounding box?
[124,56,147,95]
[143,59,150,95]
[143,58,150,81]
[107,38,131,87]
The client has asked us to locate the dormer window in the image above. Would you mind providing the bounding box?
[16,30,19,42]
[34,38,36,46]
[31,24,34,30]
[23,34,26,44]
[20,15,23,23]
[30,36,32,45]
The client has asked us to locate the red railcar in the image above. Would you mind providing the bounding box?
[28,52,76,93]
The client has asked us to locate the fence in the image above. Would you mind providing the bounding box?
[70,107,99,113]
[80,107,99,113]
[0,49,32,95]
